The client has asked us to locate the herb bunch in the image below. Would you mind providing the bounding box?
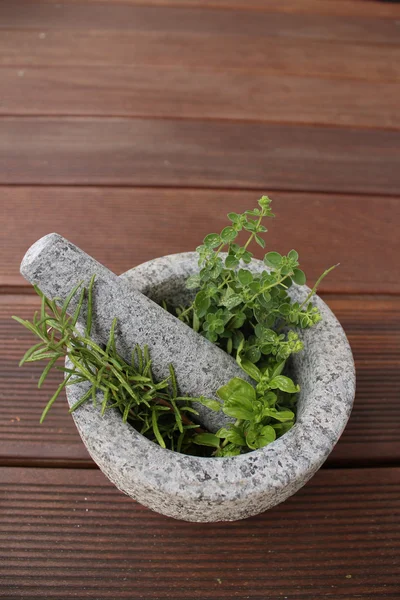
[176,196,336,454]
[14,195,336,458]
[12,278,215,455]
[178,196,335,364]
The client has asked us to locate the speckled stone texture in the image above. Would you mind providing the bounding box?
[19,234,254,433]
[64,252,355,522]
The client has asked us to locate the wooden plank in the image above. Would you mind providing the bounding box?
[1,294,399,466]
[0,296,91,464]
[2,2,400,46]
[2,30,399,83]
[0,188,399,294]
[30,0,400,19]
[0,119,399,194]
[0,466,399,598]
[2,67,400,129]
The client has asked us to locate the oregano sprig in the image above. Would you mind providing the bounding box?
[175,195,337,454]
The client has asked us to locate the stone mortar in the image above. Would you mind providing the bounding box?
[66,252,356,522]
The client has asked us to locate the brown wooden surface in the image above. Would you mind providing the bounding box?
[2,68,400,129]
[3,30,400,80]
[1,0,399,598]
[3,2,400,45]
[1,119,400,194]
[21,0,400,18]
[1,188,399,294]
[1,467,399,599]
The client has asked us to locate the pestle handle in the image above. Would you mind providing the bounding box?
[20,233,248,432]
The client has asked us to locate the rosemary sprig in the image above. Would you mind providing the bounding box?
[12,277,211,454]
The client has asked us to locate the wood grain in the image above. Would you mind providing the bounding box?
[2,30,400,83]
[2,2,400,46]
[1,188,399,294]
[1,466,399,598]
[1,294,399,466]
[24,0,400,19]
[1,120,399,194]
[2,66,400,129]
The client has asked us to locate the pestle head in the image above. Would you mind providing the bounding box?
[20,234,252,433]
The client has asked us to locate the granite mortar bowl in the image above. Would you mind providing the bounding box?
[65,252,355,522]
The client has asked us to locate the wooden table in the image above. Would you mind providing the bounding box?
[1,1,399,598]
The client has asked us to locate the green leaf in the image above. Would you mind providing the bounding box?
[193,433,220,449]
[12,316,43,338]
[152,408,166,448]
[168,364,178,398]
[225,255,239,269]
[216,425,246,446]
[288,249,299,262]
[258,425,276,447]
[242,251,253,264]
[237,356,262,382]
[106,317,117,356]
[237,269,253,286]
[197,398,221,412]
[243,220,257,232]
[255,234,266,248]
[281,276,293,288]
[217,377,255,403]
[261,391,278,407]
[71,287,85,327]
[217,444,241,457]
[192,309,200,332]
[269,375,300,394]
[264,252,282,268]
[263,408,295,422]
[245,424,276,449]
[194,291,211,318]
[245,346,261,364]
[69,386,93,414]
[269,360,286,380]
[85,274,96,336]
[61,280,83,320]
[40,374,71,423]
[229,312,246,330]
[204,233,221,248]
[217,377,255,420]
[272,422,295,436]
[18,341,45,367]
[279,303,291,316]
[186,274,201,290]
[221,294,243,311]
[38,355,60,389]
[220,226,238,243]
[292,269,306,285]
[227,212,240,223]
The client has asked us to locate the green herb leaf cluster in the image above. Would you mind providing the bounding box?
[193,356,298,456]
[178,196,337,453]
[180,196,335,361]
[12,278,214,455]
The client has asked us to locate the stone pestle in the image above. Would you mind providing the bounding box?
[20,233,251,432]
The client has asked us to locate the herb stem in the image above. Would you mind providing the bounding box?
[249,273,292,303]
[243,214,263,250]
[155,397,205,433]
[299,264,339,310]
